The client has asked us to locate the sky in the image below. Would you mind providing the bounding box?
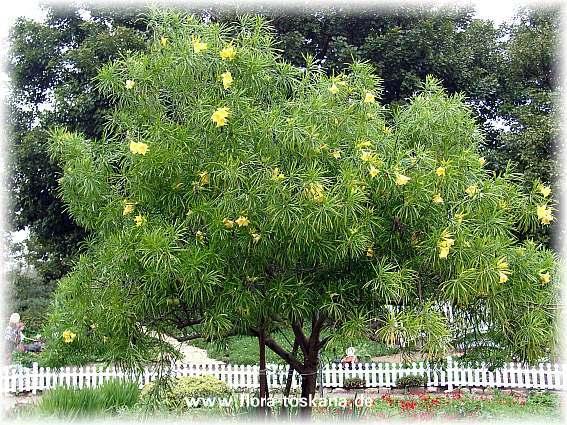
[0,0,530,21]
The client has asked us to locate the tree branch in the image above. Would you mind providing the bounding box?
[264,335,305,373]
[291,320,309,356]
[172,333,202,342]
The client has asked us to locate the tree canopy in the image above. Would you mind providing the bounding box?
[44,13,558,402]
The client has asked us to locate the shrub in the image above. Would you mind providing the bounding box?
[526,391,559,407]
[11,351,45,368]
[139,375,231,409]
[38,379,140,417]
[396,374,428,388]
[343,377,366,390]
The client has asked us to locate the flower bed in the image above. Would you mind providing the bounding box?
[314,390,561,420]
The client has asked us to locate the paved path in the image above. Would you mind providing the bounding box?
[162,335,223,364]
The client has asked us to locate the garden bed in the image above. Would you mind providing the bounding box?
[5,385,561,422]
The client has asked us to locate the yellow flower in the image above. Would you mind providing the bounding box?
[221,71,233,89]
[366,246,374,257]
[331,150,341,159]
[356,140,373,149]
[436,166,446,177]
[432,194,444,204]
[192,36,208,53]
[272,167,285,182]
[368,165,379,178]
[360,151,373,162]
[198,171,209,186]
[219,45,236,60]
[438,231,455,259]
[536,205,554,225]
[235,216,250,227]
[251,233,261,243]
[496,257,510,283]
[123,202,135,216]
[454,212,465,224]
[497,258,509,270]
[465,185,479,197]
[328,83,339,95]
[160,36,168,47]
[125,79,135,90]
[223,218,234,229]
[479,157,486,166]
[211,107,230,127]
[62,330,77,344]
[134,215,146,227]
[383,126,391,134]
[307,183,325,203]
[539,184,552,198]
[395,173,410,186]
[363,92,375,103]
[129,141,149,155]
[196,230,205,242]
[539,272,551,285]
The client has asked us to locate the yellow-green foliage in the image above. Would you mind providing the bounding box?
[140,375,231,409]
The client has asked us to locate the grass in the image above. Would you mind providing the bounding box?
[35,379,140,418]
[191,331,398,365]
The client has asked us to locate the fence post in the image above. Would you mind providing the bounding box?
[447,356,453,391]
[31,362,38,395]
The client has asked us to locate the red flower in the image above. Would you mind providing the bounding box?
[400,400,417,411]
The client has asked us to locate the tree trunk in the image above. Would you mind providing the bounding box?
[298,316,323,418]
[258,328,269,416]
[261,314,328,419]
[299,355,318,418]
[280,337,299,418]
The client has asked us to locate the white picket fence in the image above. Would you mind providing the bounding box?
[1,356,565,395]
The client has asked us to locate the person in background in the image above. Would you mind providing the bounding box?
[4,313,24,363]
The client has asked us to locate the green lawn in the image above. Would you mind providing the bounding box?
[190,331,398,365]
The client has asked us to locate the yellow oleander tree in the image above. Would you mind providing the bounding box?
[44,11,558,413]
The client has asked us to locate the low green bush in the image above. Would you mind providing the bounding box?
[37,379,140,417]
[396,374,428,388]
[11,351,46,368]
[139,375,231,409]
[526,391,559,407]
[343,377,365,389]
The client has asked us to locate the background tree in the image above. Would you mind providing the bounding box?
[8,3,148,288]
[44,13,558,416]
